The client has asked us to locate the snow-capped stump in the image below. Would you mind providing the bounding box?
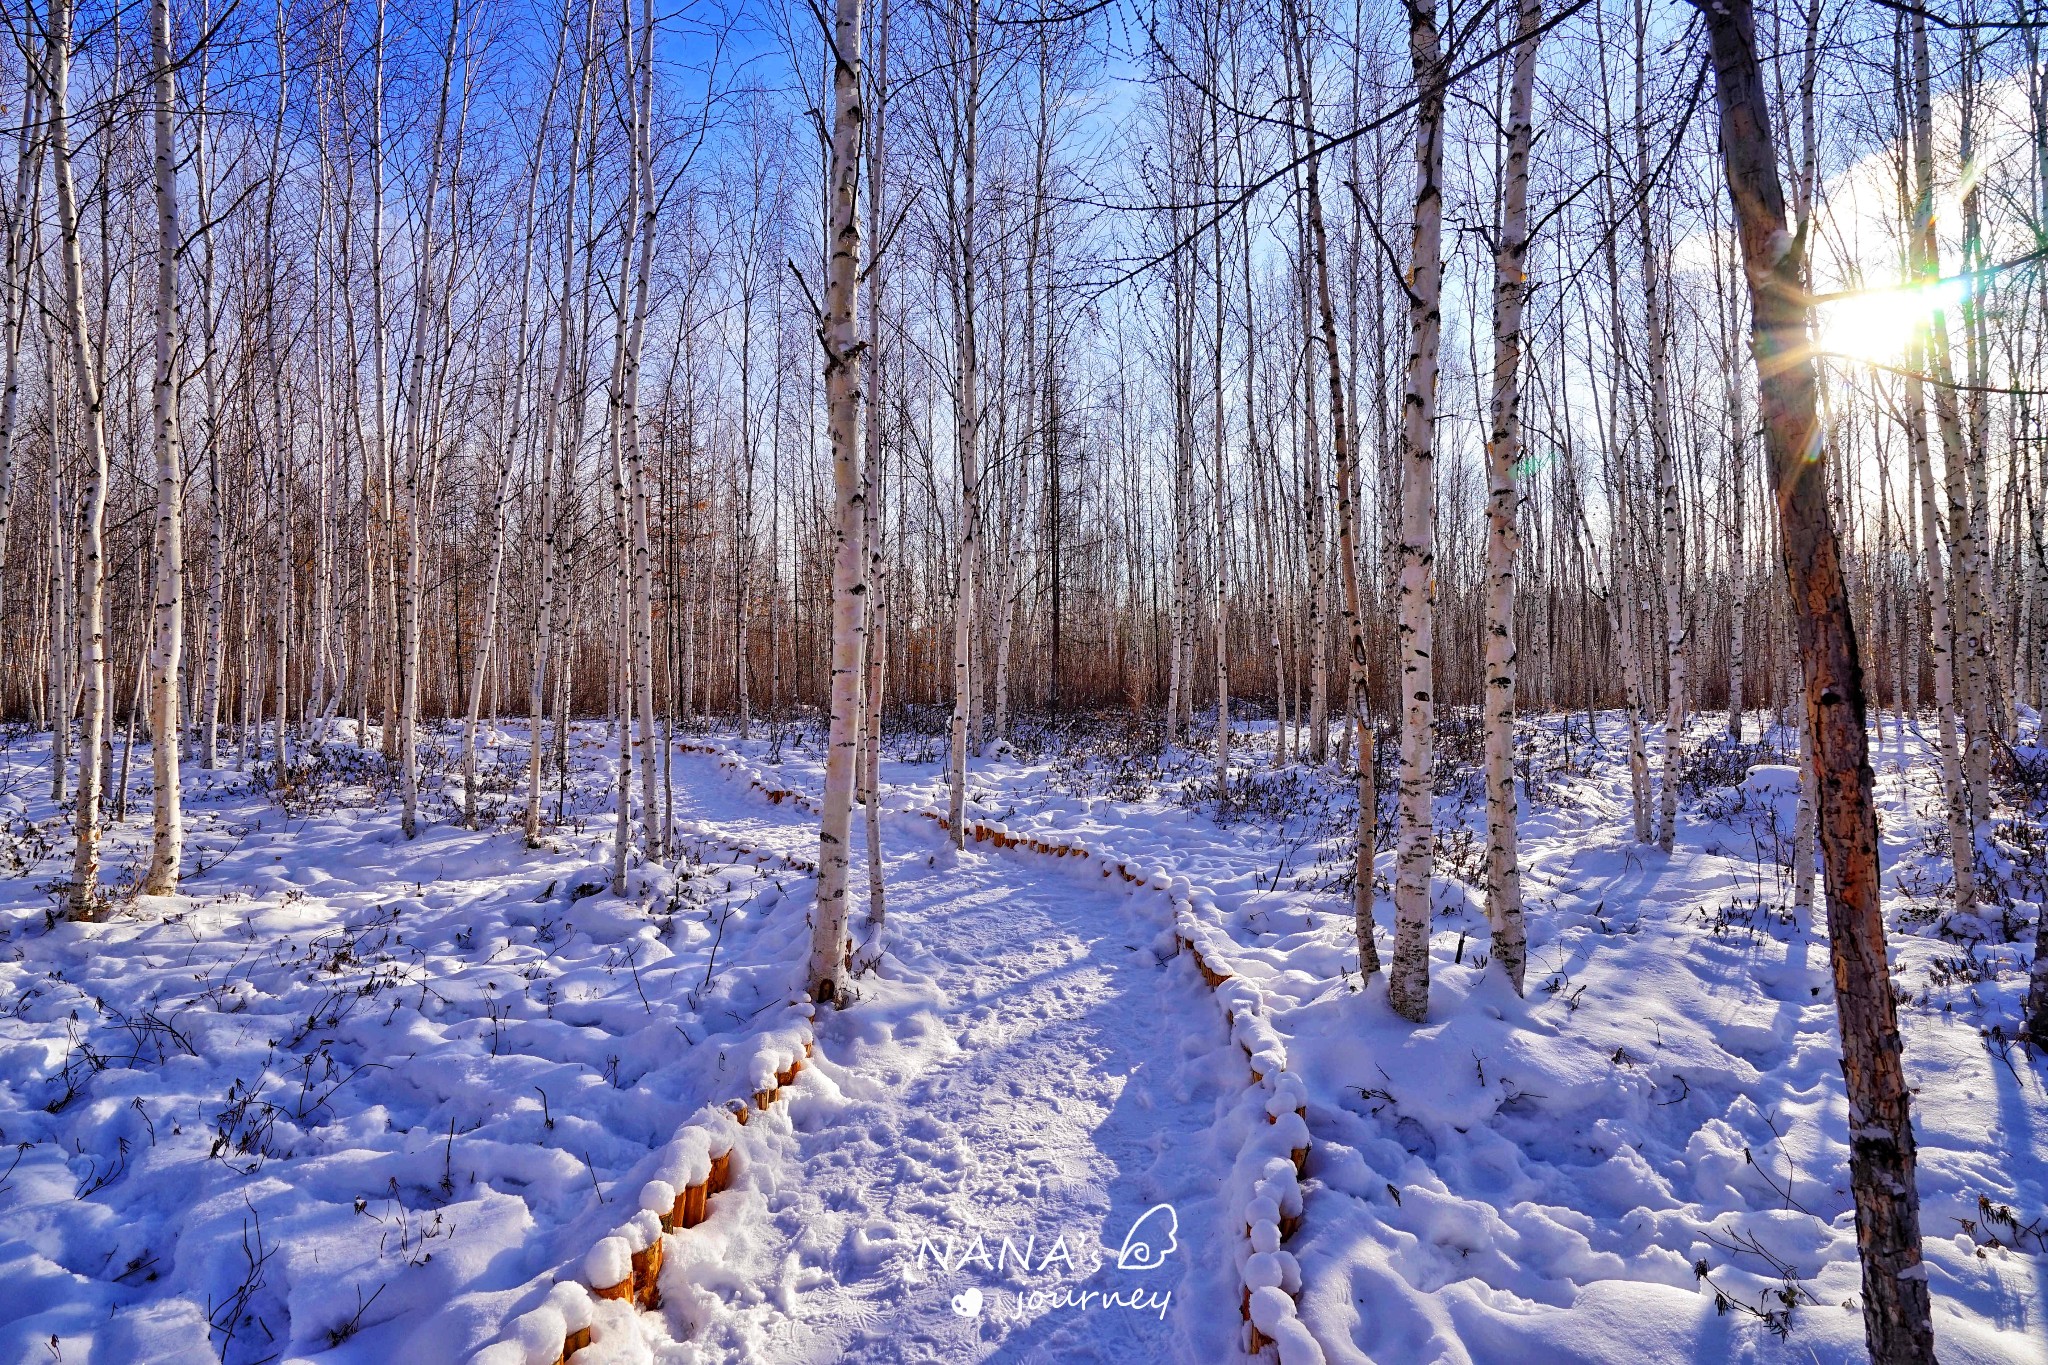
[677,1177,707,1229]
[507,1303,567,1365]
[1255,1157,1306,1240]
[1189,945,1232,989]
[1269,1108,1311,1174]
[1247,1283,1325,1364]
[1741,763,1805,824]
[1244,1248,1302,1296]
[1265,1071,1308,1115]
[640,1178,676,1232]
[659,1129,715,1227]
[545,1282,595,1355]
[625,1210,665,1309]
[583,1235,634,1302]
[708,1133,734,1195]
[1744,763,1800,791]
[747,1041,789,1108]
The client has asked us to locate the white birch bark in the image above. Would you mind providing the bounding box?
[464,84,550,828]
[1209,139,1229,785]
[944,0,982,849]
[0,44,43,590]
[1295,182,1330,768]
[620,1,662,861]
[190,28,223,769]
[46,335,69,803]
[1955,58,1994,826]
[370,0,397,761]
[1286,0,1378,975]
[859,0,892,950]
[396,0,462,839]
[1715,222,1748,744]
[1390,0,1445,1023]
[262,13,293,781]
[809,0,867,1003]
[526,2,597,845]
[1792,701,1818,913]
[49,0,112,920]
[1480,0,1539,993]
[1165,262,1190,752]
[1907,14,1977,915]
[1637,1,1684,856]
[144,0,185,895]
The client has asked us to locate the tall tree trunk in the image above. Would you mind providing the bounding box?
[1955,36,1994,828]
[1300,210,1330,768]
[859,0,892,952]
[1721,238,1748,745]
[189,19,223,771]
[1390,0,1445,1023]
[396,0,462,839]
[810,0,867,1004]
[1481,0,1540,993]
[1905,12,1977,917]
[944,0,981,849]
[620,0,662,861]
[526,0,596,845]
[50,0,112,921]
[144,0,185,895]
[0,41,43,590]
[1209,98,1230,786]
[1637,0,1684,856]
[1288,0,1379,977]
[371,0,397,762]
[1696,3,1937,1358]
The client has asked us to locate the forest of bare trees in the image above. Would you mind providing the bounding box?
[5,0,2048,1358]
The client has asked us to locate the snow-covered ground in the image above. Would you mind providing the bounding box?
[709,708,2048,1364]
[0,709,2042,1363]
[0,724,824,1362]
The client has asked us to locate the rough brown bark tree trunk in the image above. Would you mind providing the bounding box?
[1695,2,1937,1358]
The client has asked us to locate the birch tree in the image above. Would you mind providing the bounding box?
[144,0,185,895]
[1480,0,1540,993]
[0,36,43,591]
[1390,0,1446,1023]
[1285,0,1378,978]
[810,0,868,1005]
[49,0,114,920]
[941,0,983,849]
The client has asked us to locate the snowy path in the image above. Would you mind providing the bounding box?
[667,748,1246,1363]
[701,717,2048,1365]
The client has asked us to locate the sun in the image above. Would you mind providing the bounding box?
[1814,278,1966,366]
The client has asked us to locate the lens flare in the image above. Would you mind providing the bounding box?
[1814,278,1966,365]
